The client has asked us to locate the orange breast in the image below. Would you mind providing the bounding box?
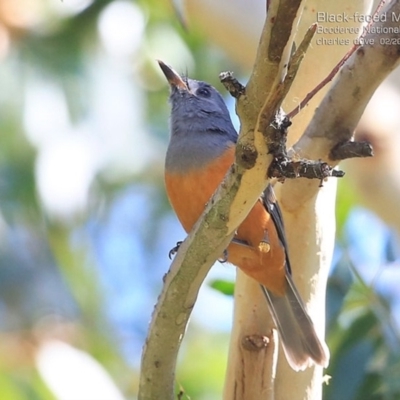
[165,145,286,296]
[165,146,236,232]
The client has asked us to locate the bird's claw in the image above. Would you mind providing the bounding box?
[168,241,183,259]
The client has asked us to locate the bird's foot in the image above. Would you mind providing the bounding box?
[168,241,183,259]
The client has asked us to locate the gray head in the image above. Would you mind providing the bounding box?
[159,61,238,172]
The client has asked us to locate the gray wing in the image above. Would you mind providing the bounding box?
[261,184,292,274]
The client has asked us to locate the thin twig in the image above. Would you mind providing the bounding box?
[219,72,246,98]
[287,0,387,119]
[256,19,316,137]
[287,46,357,119]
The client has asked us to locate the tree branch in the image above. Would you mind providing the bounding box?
[139,183,236,400]
[139,1,310,399]
[284,0,400,211]
[274,2,400,399]
[330,140,374,161]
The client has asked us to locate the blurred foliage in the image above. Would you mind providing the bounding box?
[209,279,235,297]
[0,0,398,399]
[176,330,230,399]
[336,178,358,237]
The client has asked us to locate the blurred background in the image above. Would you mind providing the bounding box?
[0,0,399,399]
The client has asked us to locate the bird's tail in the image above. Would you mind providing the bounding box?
[261,274,330,371]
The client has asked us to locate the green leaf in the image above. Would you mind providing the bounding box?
[209,279,235,296]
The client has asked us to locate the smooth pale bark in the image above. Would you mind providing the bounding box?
[222,1,369,399]
[277,3,400,398]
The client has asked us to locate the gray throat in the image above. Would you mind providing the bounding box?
[165,130,235,172]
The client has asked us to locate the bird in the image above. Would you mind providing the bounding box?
[158,60,329,371]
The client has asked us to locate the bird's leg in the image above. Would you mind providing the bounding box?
[258,230,271,253]
[231,237,252,248]
[168,241,183,259]
[220,237,255,263]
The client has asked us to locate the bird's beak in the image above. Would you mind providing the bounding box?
[158,60,188,91]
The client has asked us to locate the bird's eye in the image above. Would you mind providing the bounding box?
[196,87,211,97]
